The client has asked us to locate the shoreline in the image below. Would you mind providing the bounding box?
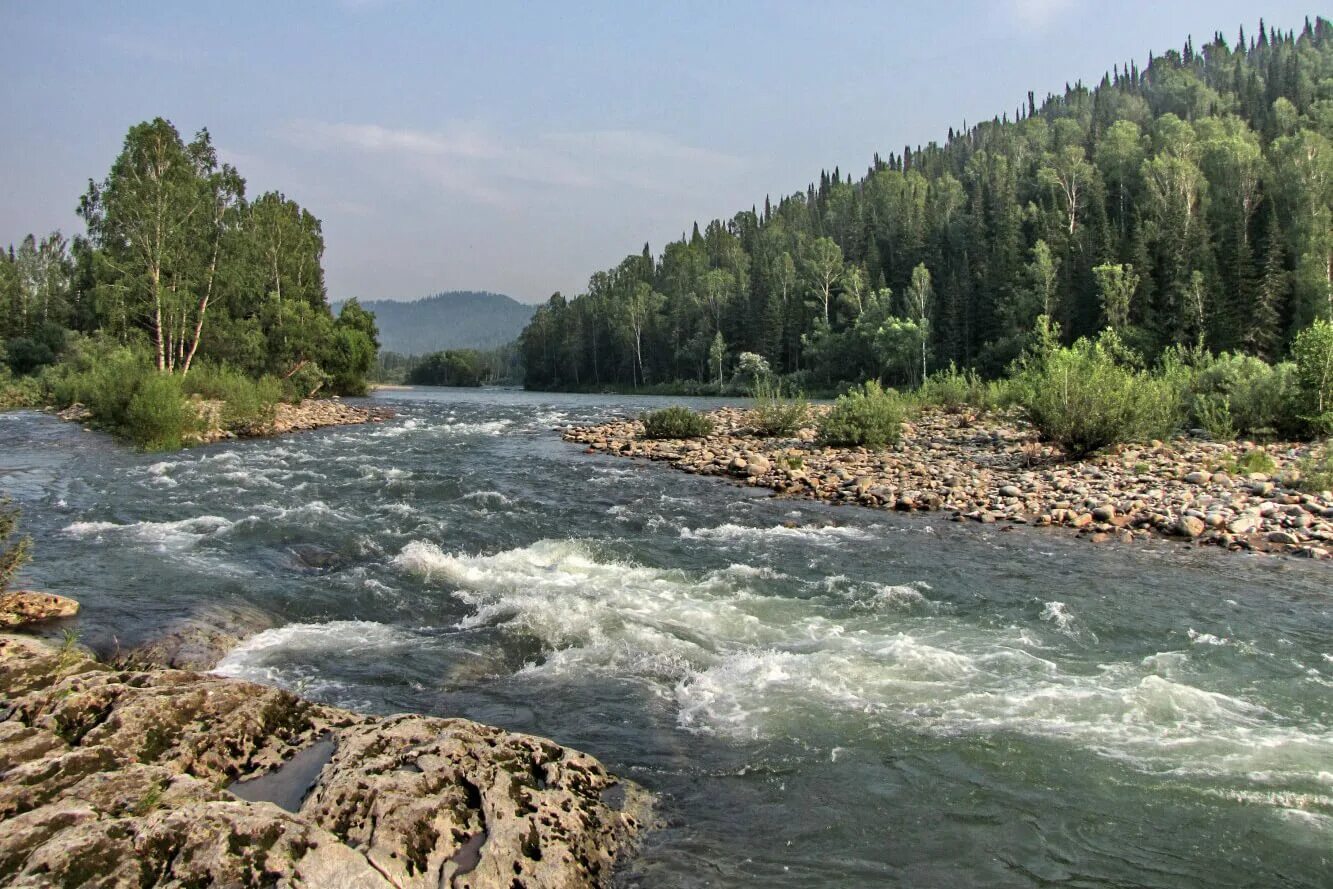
[564,406,1333,560]
[50,397,396,446]
[0,614,649,887]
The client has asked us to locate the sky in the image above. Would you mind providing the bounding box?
[0,2,1319,304]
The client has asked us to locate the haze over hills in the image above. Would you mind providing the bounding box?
[336,291,536,356]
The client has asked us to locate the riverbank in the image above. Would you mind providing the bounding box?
[564,406,1333,559]
[0,620,649,887]
[53,397,395,445]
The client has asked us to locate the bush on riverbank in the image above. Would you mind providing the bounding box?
[641,405,714,439]
[0,367,43,410]
[182,363,281,431]
[1293,320,1333,437]
[122,372,198,450]
[750,379,810,436]
[1300,441,1333,493]
[817,381,907,448]
[1013,325,1180,458]
[1179,351,1300,440]
[0,497,31,593]
[42,339,289,449]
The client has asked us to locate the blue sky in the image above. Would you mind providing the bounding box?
[0,1,1318,303]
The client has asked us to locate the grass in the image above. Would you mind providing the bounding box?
[640,405,714,439]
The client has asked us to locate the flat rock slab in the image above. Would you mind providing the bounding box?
[0,592,79,629]
[0,633,649,888]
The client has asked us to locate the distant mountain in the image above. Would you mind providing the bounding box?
[336,291,536,355]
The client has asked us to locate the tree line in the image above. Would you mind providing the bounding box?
[519,19,1333,393]
[1,118,377,397]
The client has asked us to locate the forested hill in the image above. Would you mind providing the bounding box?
[337,291,534,356]
[519,18,1333,390]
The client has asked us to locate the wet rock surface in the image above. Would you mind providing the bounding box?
[0,633,649,888]
[565,406,1333,560]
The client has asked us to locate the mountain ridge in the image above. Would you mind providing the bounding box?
[336,290,535,355]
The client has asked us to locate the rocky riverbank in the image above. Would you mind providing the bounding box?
[564,407,1333,559]
[55,397,394,445]
[0,623,649,887]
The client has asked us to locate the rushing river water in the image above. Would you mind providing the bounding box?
[2,389,1331,887]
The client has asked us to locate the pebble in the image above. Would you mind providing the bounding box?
[563,406,1333,560]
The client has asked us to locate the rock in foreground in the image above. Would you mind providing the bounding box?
[0,592,79,629]
[0,634,648,887]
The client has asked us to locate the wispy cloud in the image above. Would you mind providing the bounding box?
[280,119,746,208]
[1008,0,1077,31]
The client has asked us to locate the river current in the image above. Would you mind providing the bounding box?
[2,388,1330,887]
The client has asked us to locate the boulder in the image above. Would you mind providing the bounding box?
[1175,515,1206,538]
[0,592,79,629]
[0,634,648,888]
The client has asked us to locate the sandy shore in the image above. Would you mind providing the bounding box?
[564,406,1333,559]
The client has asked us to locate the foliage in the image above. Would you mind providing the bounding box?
[282,362,330,403]
[1,114,379,447]
[1013,326,1182,457]
[732,352,772,389]
[640,405,714,439]
[519,21,1333,413]
[0,367,43,410]
[325,300,380,396]
[181,364,281,430]
[43,338,199,449]
[123,372,198,451]
[1298,441,1333,492]
[750,378,810,436]
[915,364,1005,413]
[1292,320,1333,436]
[0,497,32,593]
[1233,448,1277,475]
[1187,353,1299,439]
[407,350,487,387]
[816,381,906,448]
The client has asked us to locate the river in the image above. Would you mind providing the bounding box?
[1,388,1330,887]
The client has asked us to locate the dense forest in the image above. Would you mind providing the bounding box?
[519,19,1333,391]
[1,118,378,400]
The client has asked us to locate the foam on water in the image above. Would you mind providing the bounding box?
[214,620,422,705]
[390,537,1333,798]
[63,515,233,549]
[680,522,877,544]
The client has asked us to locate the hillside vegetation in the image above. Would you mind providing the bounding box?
[519,19,1333,406]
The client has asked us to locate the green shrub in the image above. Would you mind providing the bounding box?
[750,378,810,437]
[1013,329,1182,458]
[123,372,197,450]
[1188,353,1297,439]
[1292,320,1333,436]
[183,363,280,431]
[918,364,986,412]
[0,368,43,410]
[816,381,906,448]
[45,340,153,423]
[1232,448,1277,475]
[282,361,330,403]
[0,497,31,593]
[641,405,714,439]
[1192,393,1236,441]
[1298,441,1333,493]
